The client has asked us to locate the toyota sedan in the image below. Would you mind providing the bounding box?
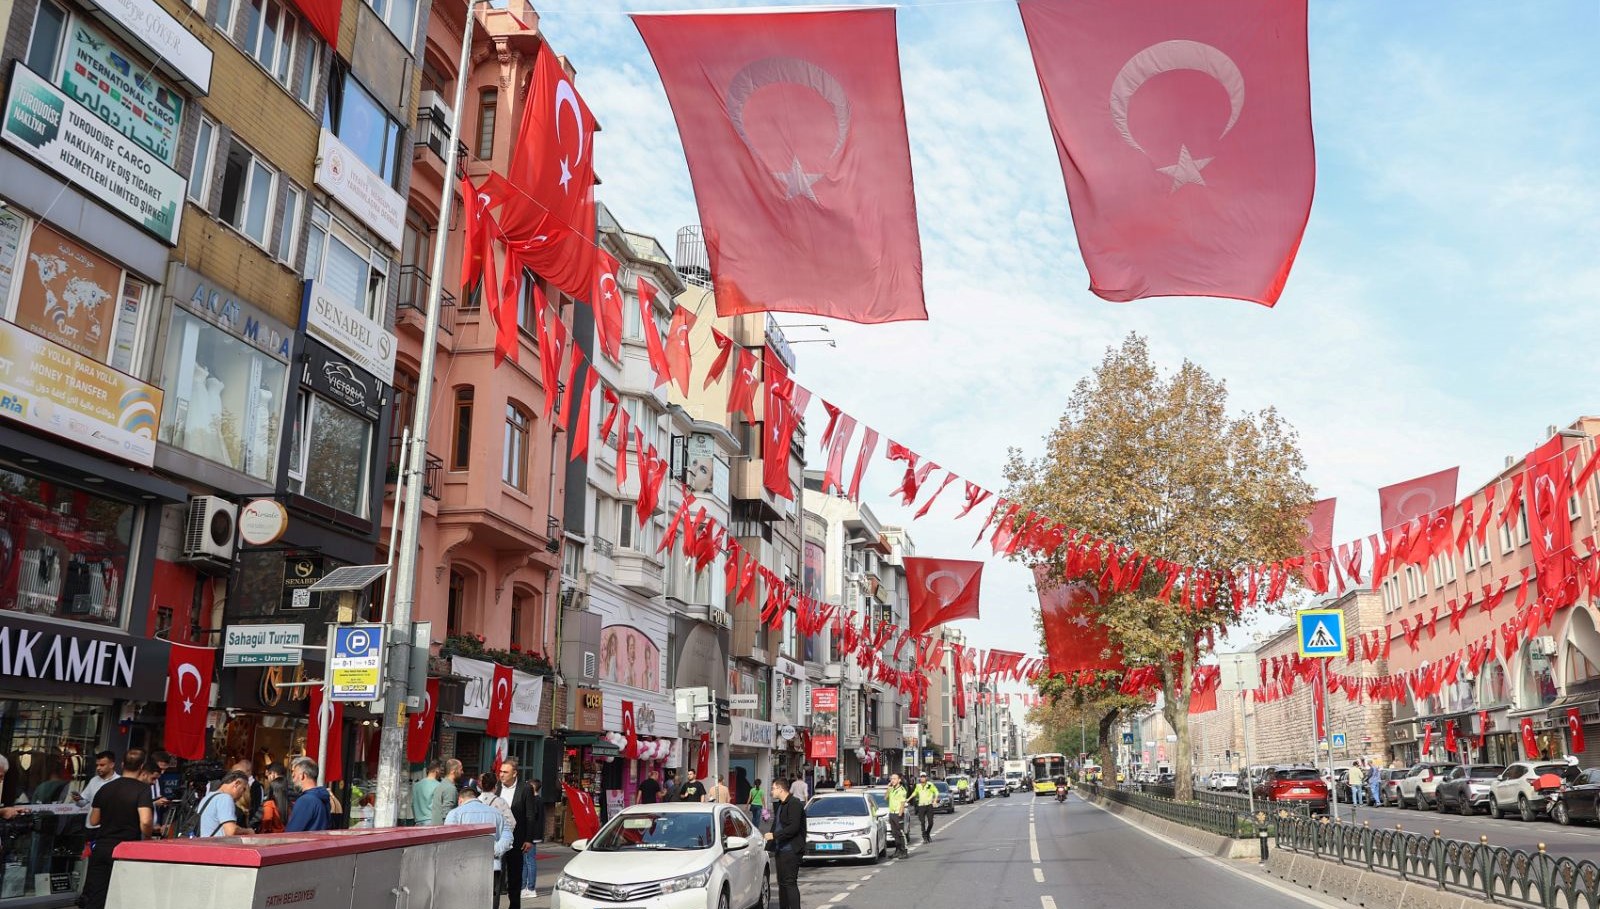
[554,803,769,909]
[805,792,887,863]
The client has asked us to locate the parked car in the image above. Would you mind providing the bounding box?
[984,777,1010,797]
[1489,760,1573,821]
[1214,771,1241,792]
[555,803,769,909]
[1394,762,1456,809]
[947,775,974,804]
[1252,766,1330,815]
[1380,768,1408,806]
[930,780,956,813]
[1434,764,1505,815]
[1552,767,1600,825]
[804,792,887,863]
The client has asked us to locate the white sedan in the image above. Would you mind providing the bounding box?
[554,803,770,909]
[804,792,887,863]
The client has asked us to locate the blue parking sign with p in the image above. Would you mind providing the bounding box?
[1297,609,1346,658]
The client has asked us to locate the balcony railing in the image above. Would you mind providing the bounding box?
[413,107,468,165]
[396,265,456,335]
[386,436,442,499]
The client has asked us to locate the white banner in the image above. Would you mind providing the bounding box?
[452,657,544,729]
[729,717,776,749]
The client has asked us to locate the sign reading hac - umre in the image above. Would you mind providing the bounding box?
[0,614,168,700]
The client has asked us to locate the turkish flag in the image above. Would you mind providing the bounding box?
[1017,0,1314,306]
[904,557,983,635]
[1444,720,1458,754]
[1378,467,1460,531]
[1477,710,1489,749]
[568,367,599,463]
[591,250,624,363]
[621,700,639,760]
[487,664,514,739]
[1520,716,1540,758]
[633,8,925,324]
[1036,565,1122,675]
[563,782,602,840]
[1300,498,1336,553]
[727,348,760,420]
[307,685,345,783]
[535,290,569,420]
[762,348,800,500]
[1527,436,1578,609]
[163,642,214,760]
[696,731,711,781]
[285,0,339,49]
[1420,722,1433,756]
[664,305,698,396]
[638,279,672,388]
[408,677,441,764]
[500,42,599,300]
[1571,708,1587,754]
[705,329,735,389]
[460,176,489,293]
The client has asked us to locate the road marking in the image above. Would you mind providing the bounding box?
[1029,819,1040,864]
[1041,896,1057,909]
[829,894,847,904]
[1033,868,1045,884]
[858,875,873,881]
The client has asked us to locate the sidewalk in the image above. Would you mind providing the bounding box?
[521,843,580,908]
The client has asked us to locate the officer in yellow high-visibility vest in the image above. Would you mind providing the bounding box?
[885,773,910,858]
[912,773,940,843]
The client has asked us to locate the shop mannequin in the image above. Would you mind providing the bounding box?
[184,363,230,464]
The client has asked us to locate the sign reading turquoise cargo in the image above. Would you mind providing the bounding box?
[2,64,182,244]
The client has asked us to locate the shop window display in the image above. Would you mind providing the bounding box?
[287,393,373,517]
[157,308,287,479]
[0,700,105,901]
[0,467,134,627]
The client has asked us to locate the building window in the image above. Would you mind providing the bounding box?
[324,68,403,187]
[303,206,389,319]
[391,367,419,436]
[26,1,68,75]
[503,403,530,490]
[451,387,473,470]
[190,117,218,203]
[1500,516,1515,554]
[618,503,635,550]
[218,137,277,247]
[363,0,418,48]
[517,272,540,334]
[510,598,522,650]
[155,606,175,640]
[276,185,302,264]
[287,392,374,516]
[233,0,316,100]
[157,308,289,479]
[447,570,465,636]
[475,88,497,160]
[1517,505,1530,545]
[0,465,136,628]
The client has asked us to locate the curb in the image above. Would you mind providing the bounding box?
[1260,850,1503,909]
[1087,796,1258,860]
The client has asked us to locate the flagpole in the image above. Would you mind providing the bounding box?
[373,0,481,828]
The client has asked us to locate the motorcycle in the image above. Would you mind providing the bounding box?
[1055,782,1068,804]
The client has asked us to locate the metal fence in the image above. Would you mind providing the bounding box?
[1274,812,1600,909]
[1084,783,1250,838]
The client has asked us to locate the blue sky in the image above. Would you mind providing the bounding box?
[526,0,1600,682]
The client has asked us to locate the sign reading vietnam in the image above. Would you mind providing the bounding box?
[2,64,183,244]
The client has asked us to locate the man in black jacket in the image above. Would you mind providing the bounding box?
[765,779,806,909]
[497,759,536,909]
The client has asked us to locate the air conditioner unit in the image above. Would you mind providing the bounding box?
[1534,635,1558,657]
[180,496,237,568]
[822,664,842,682]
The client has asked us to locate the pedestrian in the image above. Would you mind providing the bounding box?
[912,773,939,843]
[413,760,445,827]
[431,759,463,825]
[885,773,910,858]
[445,783,511,909]
[709,774,732,804]
[79,749,152,909]
[637,769,663,805]
[197,771,254,837]
[1366,762,1383,807]
[522,779,546,899]
[1350,760,1366,806]
[261,763,289,834]
[678,773,707,802]
[148,751,179,832]
[764,779,806,909]
[748,777,765,827]
[496,757,536,908]
[477,773,517,828]
[232,759,265,830]
[285,758,332,832]
[789,773,809,802]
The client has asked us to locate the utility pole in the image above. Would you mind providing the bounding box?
[373,0,480,829]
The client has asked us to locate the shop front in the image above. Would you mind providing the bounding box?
[728,716,774,797]
[769,657,806,783]
[443,656,548,783]
[0,617,171,905]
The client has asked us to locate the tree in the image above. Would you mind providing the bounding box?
[1027,671,1145,781]
[1006,334,1313,801]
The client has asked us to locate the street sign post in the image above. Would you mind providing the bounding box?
[1331,732,1347,749]
[1297,609,1346,658]
[330,624,384,702]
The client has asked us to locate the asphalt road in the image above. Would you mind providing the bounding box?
[776,791,1328,909]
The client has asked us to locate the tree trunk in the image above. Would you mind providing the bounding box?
[1098,709,1120,782]
[1164,645,1198,802]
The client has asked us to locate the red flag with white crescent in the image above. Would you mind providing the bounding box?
[1017,0,1314,306]
[563,782,602,840]
[1036,565,1122,676]
[904,557,983,635]
[307,684,345,782]
[1378,467,1460,532]
[1570,707,1586,754]
[1520,717,1540,758]
[591,250,624,363]
[696,731,710,781]
[633,8,926,324]
[487,664,514,739]
[1528,436,1578,610]
[622,700,639,760]
[407,677,440,764]
[163,642,214,760]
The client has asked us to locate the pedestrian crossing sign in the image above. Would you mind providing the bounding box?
[1298,609,1346,658]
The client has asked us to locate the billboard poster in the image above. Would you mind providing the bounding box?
[809,686,838,760]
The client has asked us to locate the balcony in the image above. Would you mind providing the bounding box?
[613,548,664,597]
[395,265,457,339]
[413,106,467,183]
[385,436,442,499]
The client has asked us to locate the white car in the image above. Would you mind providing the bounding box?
[554,803,770,909]
[1489,760,1573,821]
[804,792,887,863]
[1213,772,1240,791]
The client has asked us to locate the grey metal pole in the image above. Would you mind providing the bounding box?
[1323,658,1340,822]
[373,0,480,829]
[317,631,334,788]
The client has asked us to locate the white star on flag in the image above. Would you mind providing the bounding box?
[1156,144,1213,191]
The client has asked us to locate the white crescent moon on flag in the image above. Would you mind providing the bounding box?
[177,663,203,699]
[726,56,852,161]
[599,273,617,299]
[494,677,510,708]
[924,569,964,606]
[1392,487,1440,523]
[1109,39,1245,155]
[555,80,587,169]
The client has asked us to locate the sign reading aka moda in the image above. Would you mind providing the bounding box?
[0,614,168,700]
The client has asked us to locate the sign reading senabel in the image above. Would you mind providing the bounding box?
[2,64,183,244]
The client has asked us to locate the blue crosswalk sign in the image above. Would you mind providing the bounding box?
[1331,733,1347,749]
[1297,609,1345,658]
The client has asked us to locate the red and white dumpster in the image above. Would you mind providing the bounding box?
[107,825,495,909]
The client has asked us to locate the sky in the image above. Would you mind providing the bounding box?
[523,0,1600,697]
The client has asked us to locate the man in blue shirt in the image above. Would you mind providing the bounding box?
[285,758,332,832]
[446,783,513,907]
[199,771,253,836]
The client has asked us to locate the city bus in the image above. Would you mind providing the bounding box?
[1031,753,1067,794]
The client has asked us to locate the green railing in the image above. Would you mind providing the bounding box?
[1083,783,1252,838]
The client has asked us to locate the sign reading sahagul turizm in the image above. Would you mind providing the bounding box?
[222,623,305,667]
[2,64,183,244]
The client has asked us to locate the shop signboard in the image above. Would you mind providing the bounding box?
[222,623,304,667]
[730,717,775,749]
[304,338,384,418]
[238,499,289,546]
[809,686,838,760]
[0,613,167,699]
[2,64,183,244]
[729,692,759,711]
[72,0,213,93]
[329,624,383,701]
[573,686,604,732]
[0,319,160,466]
[281,556,324,610]
[313,129,404,248]
[302,280,396,385]
[452,656,544,728]
[59,21,186,166]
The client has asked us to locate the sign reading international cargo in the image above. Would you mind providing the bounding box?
[74,0,214,93]
[59,22,185,166]
[314,129,403,248]
[0,320,161,465]
[222,623,304,667]
[2,64,183,244]
[329,624,383,701]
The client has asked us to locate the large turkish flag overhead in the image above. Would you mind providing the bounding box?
[1527,436,1577,609]
[1018,0,1315,306]
[904,557,984,635]
[633,8,926,323]
[1378,466,1459,531]
[1036,565,1122,676]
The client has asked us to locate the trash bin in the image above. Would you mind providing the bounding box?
[108,825,496,909]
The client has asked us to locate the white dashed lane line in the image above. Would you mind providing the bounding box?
[1033,868,1045,884]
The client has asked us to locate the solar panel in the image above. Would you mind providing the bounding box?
[308,564,390,592]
